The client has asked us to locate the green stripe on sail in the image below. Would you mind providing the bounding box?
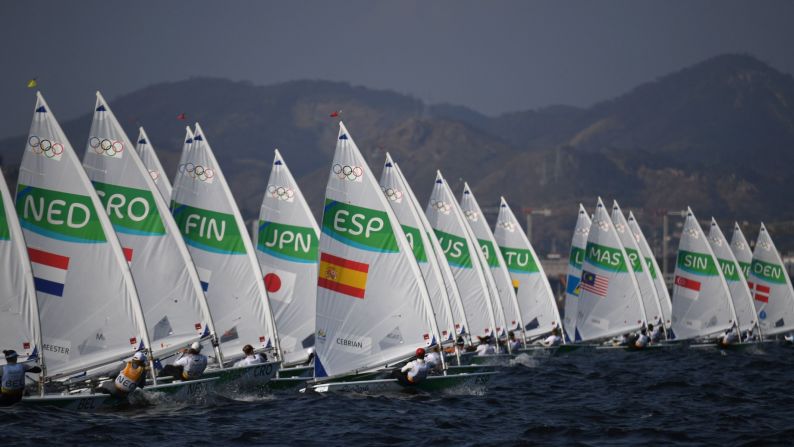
[676,250,718,276]
[434,229,472,268]
[401,225,427,262]
[738,261,751,279]
[92,181,165,236]
[15,184,106,243]
[717,258,741,281]
[257,220,318,262]
[585,242,628,272]
[172,202,245,254]
[321,199,398,253]
[0,193,9,241]
[500,246,540,273]
[644,257,657,279]
[478,239,500,268]
[625,248,643,273]
[569,246,584,269]
[751,258,787,284]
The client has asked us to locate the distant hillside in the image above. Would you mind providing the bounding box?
[2,53,794,254]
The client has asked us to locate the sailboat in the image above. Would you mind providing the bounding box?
[170,123,281,390]
[748,224,794,338]
[576,198,646,344]
[305,123,493,393]
[254,149,318,382]
[459,185,520,351]
[730,223,754,285]
[627,211,673,330]
[494,197,563,348]
[612,202,665,330]
[707,219,758,338]
[134,127,173,202]
[670,208,737,342]
[562,205,590,343]
[0,167,42,383]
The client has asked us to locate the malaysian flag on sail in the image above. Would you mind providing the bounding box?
[581,270,608,297]
[28,247,70,298]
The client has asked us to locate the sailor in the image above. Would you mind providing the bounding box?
[507,331,522,352]
[304,347,315,365]
[445,336,465,354]
[96,352,148,398]
[234,344,263,367]
[743,322,758,342]
[648,323,664,343]
[0,350,41,406]
[633,327,650,349]
[393,348,430,385]
[159,342,208,380]
[539,327,563,347]
[475,335,495,355]
[719,325,739,348]
[424,345,443,374]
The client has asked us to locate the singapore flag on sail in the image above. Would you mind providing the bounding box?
[263,268,296,304]
[674,275,701,300]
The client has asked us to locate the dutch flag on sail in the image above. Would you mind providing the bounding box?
[28,247,70,298]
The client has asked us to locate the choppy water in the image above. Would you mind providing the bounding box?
[4,344,794,446]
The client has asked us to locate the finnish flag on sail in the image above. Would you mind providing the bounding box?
[28,247,70,298]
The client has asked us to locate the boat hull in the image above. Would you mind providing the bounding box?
[305,371,497,394]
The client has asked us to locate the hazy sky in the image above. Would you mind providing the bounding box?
[1,0,792,138]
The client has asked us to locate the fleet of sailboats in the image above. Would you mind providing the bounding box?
[2,91,794,407]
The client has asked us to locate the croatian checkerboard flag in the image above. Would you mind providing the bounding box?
[28,247,70,298]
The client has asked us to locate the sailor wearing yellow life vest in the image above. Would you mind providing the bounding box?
[0,350,42,406]
[96,352,148,397]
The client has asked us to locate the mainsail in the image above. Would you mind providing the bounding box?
[256,149,318,365]
[82,92,213,358]
[426,171,498,339]
[562,204,590,342]
[627,211,673,328]
[612,202,664,325]
[730,223,753,282]
[314,122,439,378]
[380,153,457,341]
[748,224,794,336]
[576,198,645,341]
[171,123,279,363]
[707,219,757,333]
[460,184,516,337]
[670,208,736,340]
[16,92,150,378]
[494,197,561,340]
[0,168,41,366]
[134,127,173,202]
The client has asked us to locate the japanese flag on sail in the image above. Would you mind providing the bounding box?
[674,275,701,300]
[263,268,297,304]
[28,247,70,298]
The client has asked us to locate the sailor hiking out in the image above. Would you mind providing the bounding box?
[0,350,41,406]
[159,342,208,381]
[393,348,430,385]
[234,344,267,367]
[96,352,148,398]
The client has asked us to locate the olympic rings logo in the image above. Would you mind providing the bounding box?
[709,235,722,246]
[89,137,125,158]
[497,221,515,232]
[267,184,295,202]
[463,209,479,222]
[177,162,215,183]
[432,200,451,215]
[632,231,641,243]
[332,164,363,182]
[733,241,746,251]
[758,240,772,251]
[684,228,700,239]
[614,223,626,234]
[380,186,403,203]
[28,135,64,160]
[594,219,610,232]
[575,227,590,235]
[148,170,160,181]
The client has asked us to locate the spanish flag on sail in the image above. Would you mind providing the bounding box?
[318,252,368,299]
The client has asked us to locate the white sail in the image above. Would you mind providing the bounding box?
[172,127,194,191]
[459,184,514,337]
[426,171,498,339]
[134,127,173,202]
[494,197,561,340]
[627,211,673,328]
[562,204,590,342]
[612,202,664,325]
[730,223,753,282]
[16,92,150,378]
[0,168,41,366]
[255,149,318,365]
[379,154,456,342]
[670,208,736,340]
[82,92,213,358]
[707,219,757,333]
[171,123,279,363]
[748,223,794,336]
[314,122,438,378]
[576,198,645,341]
